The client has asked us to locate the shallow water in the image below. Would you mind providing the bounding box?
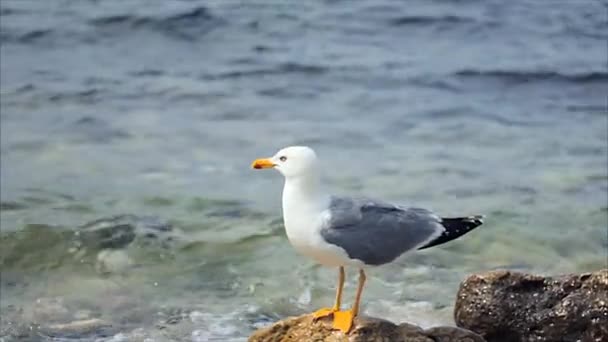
[1,0,607,340]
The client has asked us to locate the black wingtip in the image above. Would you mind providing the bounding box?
[417,215,484,250]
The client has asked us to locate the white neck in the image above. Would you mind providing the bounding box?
[282,173,328,218]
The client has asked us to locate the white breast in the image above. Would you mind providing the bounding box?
[281,182,359,267]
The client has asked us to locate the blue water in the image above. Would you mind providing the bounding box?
[1,0,607,341]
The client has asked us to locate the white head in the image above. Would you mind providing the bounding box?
[251,146,319,179]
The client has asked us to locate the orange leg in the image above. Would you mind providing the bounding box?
[332,269,366,333]
[312,266,345,319]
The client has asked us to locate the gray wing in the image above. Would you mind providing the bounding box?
[320,196,444,266]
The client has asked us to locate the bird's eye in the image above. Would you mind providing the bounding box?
[279,156,287,162]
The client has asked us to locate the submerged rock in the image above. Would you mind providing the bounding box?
[454,269,608,342]
[76,214,176,250]
[95,249,133,274]
[248,313,485,342]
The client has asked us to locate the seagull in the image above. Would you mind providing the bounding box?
[251,146,483,333]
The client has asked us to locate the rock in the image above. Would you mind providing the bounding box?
[454,269,608,342]
[248,313,485,342]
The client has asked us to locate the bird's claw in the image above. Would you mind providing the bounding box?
[332,310,354,333]
[312,307,338,320]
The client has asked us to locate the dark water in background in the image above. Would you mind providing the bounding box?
[1,0,607,340]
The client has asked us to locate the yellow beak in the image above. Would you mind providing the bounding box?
[251,158,276,169]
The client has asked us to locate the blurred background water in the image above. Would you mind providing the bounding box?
[1,0,607,341]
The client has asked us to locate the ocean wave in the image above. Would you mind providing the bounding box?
[0,7,21,16]
[45,88,105,104]
[566,105,607,114]
[388,15,476,27]
[0,27,55,44]
[90,6,214,27]
[201,62,328,80]
[128,69,165,77]
[67,116,131,144]
[89,6,222,41]
[453,69,608,84]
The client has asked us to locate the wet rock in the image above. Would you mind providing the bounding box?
[248,313,485,342]
[454,269,608,342]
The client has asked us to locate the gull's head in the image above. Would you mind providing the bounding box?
[251,146,319,179]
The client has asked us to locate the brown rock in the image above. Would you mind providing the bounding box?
[454,269,608,342]
[249,313,485,342]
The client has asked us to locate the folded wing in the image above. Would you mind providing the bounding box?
[320,196,444,266]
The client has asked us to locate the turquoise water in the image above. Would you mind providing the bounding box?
[1,0,607,340]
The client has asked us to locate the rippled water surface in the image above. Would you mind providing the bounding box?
[1,0,607,341]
